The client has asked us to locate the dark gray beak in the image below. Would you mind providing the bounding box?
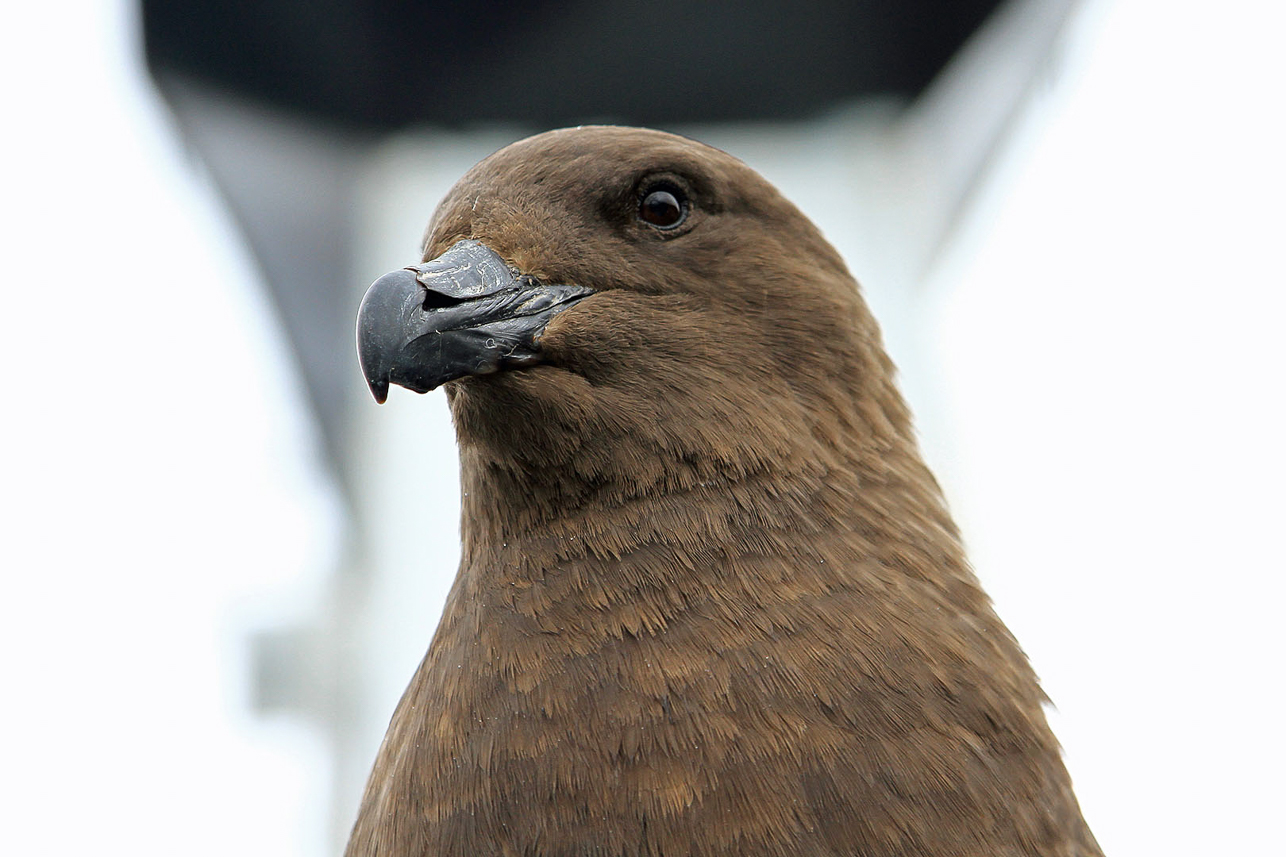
[356,240,594,403]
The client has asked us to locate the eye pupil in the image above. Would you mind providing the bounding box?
[639,189,686,229]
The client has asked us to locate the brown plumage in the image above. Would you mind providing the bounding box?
[348,126,1101,856]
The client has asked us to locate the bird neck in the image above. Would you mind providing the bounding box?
[448,368,963,605]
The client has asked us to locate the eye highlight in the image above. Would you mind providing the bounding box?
[638,186,688,230]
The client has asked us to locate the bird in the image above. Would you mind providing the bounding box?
[351,126,1102,857]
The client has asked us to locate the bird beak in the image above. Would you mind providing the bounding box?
[356,240,594,403]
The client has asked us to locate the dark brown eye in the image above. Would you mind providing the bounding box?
[638,188,687,229]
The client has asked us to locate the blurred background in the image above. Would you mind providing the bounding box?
[3,0,1282,854]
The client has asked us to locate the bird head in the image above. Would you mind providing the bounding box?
[357,127,914,522]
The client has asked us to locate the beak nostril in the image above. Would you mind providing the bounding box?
[421,289,466,311]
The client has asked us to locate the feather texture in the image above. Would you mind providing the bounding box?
[347,127,1101,857]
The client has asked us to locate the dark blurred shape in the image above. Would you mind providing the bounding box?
[140,0,1007,470]
[142,0,1001,129]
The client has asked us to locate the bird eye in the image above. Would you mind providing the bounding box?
[638,187,688,229]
